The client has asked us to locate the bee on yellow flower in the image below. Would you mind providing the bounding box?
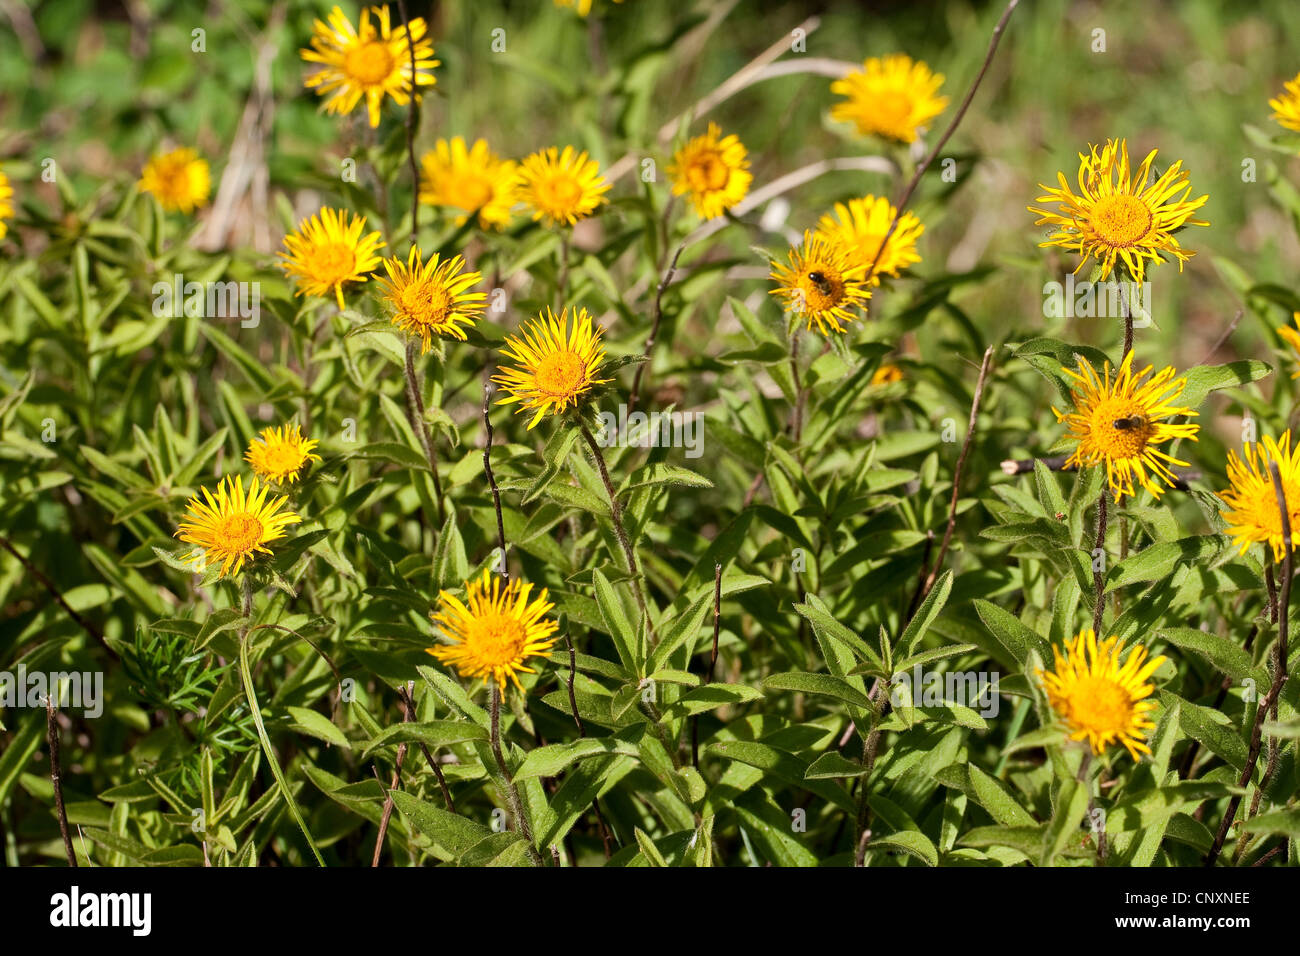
[769,231,871,337]
[1053,351,1199,501]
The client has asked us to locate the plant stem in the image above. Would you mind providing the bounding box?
[372,680,415,866]
[482,373,507,572]
[1092,492,1108,634]
[404,339,446,526]
[490,685,545,866]
[631,235,687,411]
[45,697,76,867]
[579,423,657,644]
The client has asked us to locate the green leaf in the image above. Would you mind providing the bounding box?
[361,720,488,758]
[1179,360,1273,407]
[762,671,873,710]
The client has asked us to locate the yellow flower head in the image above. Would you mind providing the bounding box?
[518,146,610,227]
[245,424,322,485]
[429,569,560,693]
[668,123,752,220]
[376,246,485,351]
[830,54,948,144]
[769,230,871,337]
[418,137,520,230]
[815,195,923,283]
[176,474,302,578]
[1269,70,1300,133]
[301,4,438,128]
[493,307,611,429]
[1029,138,1209,283]
[871,363,905,386]
[1038,629,1166,760]
[1277,312,1300,379]
[278,207,385,310]
[1053,351,1199,501]
[1219,430,1300,563]
[139,148,210,214]
[0,170,12,240]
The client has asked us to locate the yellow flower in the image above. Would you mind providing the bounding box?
[1038,629,1166,760]
[830,54,948,144]
[418,137,519,230]
[245,424,322,485]
[668,123,752,220]
[176,475,301,578]
[815,195,923,283]
[518,146,610,227]
[493,307,610,429]
[277,207,385,310]
[553,0,594,14]
[0,170,12,240]
[139,148,210,214]
[429,569,559,693]
[376,246,485,351]
[1269,70,1300,133]
[1053,351,1199,501]
[1219,430,1300,563]
[871,363,904,386]
[1029,138,1209,283]
[1277,312,1300,379]
[301,4,438,128]
[768,230,871,336]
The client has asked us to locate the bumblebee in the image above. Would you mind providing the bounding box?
[806,270,834,297]
[1112,414,1148,431]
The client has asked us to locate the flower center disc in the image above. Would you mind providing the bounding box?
[344,41,396,86]
[400,283,452,327]
[262,444,303,474]
[872,91,915,128]
[457,175,494,211]
[800,268,844,311]
[687,154,730,192]
[535,349,585,398]
[538,174,582,211]
[315,242,357,282]
[1096,400,1154,458]
[213,513,263,554]
[466,611,529,668]
[1066,675,1132,736]
[1089,194,1154,247]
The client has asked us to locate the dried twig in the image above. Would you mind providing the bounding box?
[864,0,1019,285]
[482,374,507,571]
[372,680,415,866]
[46,697,76,868]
